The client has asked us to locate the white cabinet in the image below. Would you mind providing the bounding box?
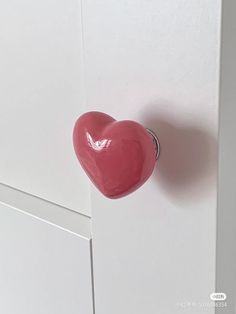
[0,0,236,314]
[0,195,93,314]
[0,0,90,216]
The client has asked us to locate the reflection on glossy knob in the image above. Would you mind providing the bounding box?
[73,111,160,199]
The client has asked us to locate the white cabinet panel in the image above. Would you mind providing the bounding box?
[0,0,90,215]
[84,1,221,313]
[216,1,236,313]
[0,202,93,314]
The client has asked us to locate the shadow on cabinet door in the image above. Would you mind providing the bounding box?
[144,112,217,205]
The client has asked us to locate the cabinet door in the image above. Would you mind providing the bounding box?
[0,0,90,215]
[84,1,221,314]
[0,202,93,314]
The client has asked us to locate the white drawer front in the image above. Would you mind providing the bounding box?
[0,202,93,314]
[0,0,90,215]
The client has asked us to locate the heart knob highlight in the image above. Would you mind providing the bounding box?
[73,111,159,199]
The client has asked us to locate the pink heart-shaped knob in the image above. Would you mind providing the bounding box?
[73,111,159,199]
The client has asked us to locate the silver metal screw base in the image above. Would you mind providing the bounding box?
[146,128,160,160]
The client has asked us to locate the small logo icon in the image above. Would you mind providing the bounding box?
[210,293,227,301]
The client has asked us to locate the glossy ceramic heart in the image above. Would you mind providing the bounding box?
[73,111,157,199]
